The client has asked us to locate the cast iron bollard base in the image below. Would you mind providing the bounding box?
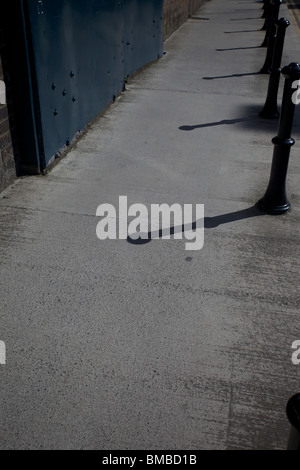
[257,63,300,214]
[257,136,294,214]
[286,394,300,450]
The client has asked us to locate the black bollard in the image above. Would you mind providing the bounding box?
[261,16,268,31]
[261,2,274,47]
[260,17,278,73]
[261,2,271,30]
[259,18,290,116]
[261,0,282,48]
[257,63,300,214]
[286,394,300,450]
[262,0,270,18]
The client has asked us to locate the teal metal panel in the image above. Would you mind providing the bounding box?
[21,0,164,169]
[123,0,164,77]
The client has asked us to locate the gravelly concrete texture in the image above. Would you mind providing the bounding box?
[1,0,300,450]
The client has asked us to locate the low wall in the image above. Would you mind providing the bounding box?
[0,27,16,193]
[5,0,165,174]
[164,0,208,39]
[0,0,208,185]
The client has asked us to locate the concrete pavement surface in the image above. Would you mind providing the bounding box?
[1,0,300,450]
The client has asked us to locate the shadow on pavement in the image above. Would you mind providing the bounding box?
[178,104,282,133]
[127,205,265,245]
[230,17,262,21]
[179,118,248,130]
[216,46,261,51]
[203,71,261,80]
[224,29,262,33]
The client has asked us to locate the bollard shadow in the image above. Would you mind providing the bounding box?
[204,205,264,228]
[179,118,248,131]
[203,71,261,80]
[236,103,283,133]
[190,16,210,20]
[224,29,263,33]
[216,46,261,51]
[127,205,265,245]
[230,17,263,21]
[233,7,263,12]
[234,103,300,134]
[178,104,281,134]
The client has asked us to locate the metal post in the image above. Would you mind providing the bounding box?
[261,16,268,31]
[260,17,278,73]
[261,1,271,30]
[257,63,300,214]
[261,2,274,46]
[259,18,290,117]
[262,0,270,18]
[286,394,300,450]
[261,0,282,48]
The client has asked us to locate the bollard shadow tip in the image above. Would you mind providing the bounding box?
[127,235,152,245]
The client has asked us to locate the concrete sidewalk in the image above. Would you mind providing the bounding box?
[1,0,300,450]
